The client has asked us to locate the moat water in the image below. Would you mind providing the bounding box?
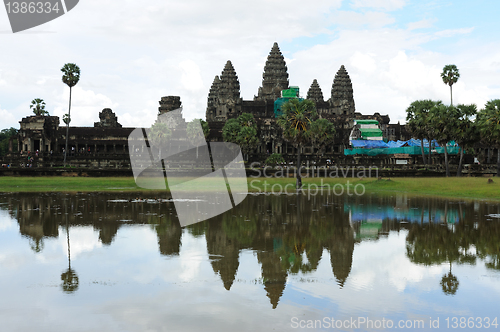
[0,192,499,331]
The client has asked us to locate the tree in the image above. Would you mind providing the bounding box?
[453,104,478,176]
[406,100,433,165]
[61,63,80,167]
[149,121,172,160]
[222,113,259,161]
[406,100,442,165]
[63,113,71,125]
[187,119,210,158]
[0,127,18,157]
[277,99,318,189]
[30,98,49,116]
[265,153,285,166]
[476,99,500,176]
[429,104,457,177]
[441,64,460,106]
[309,118,335,163]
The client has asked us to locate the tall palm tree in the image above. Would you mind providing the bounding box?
[453,104,478,177]
[277,99,318,189]
[61,63,80,167]
[441,64,460,106]
[30,98,49,116]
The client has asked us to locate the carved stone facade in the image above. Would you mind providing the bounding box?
[94,108,122,128]
[205,42,360,161]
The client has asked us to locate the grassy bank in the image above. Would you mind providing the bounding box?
[0,176,498,200]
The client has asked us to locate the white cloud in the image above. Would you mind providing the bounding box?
[331,11,396,28]
[435,27,474,38]
[0,0,498,131]
[350,51,377,73]
[407,19,435,31]
[60,226,102,259]
[350,0,407,11]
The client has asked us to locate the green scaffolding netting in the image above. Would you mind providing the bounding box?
[344,146,460,156]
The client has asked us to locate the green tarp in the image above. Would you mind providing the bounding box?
[356,120,379,125]
[359,128,383,138]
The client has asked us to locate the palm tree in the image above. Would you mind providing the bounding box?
[309,118,335,163]
[149,121,172,161]
[429,104,457,177]
[222,113,259,161]
[441,64,460,106]
[476,99,500,176]
[453,104,478,176]
[30,98,49,116]
[187,119,209,158]
[405,100,438,165]
[63,113,71,125]
[277,99,318,189]
[61,63,80,167]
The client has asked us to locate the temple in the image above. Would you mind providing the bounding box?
[2,42,411,169]
[205,42,392,161]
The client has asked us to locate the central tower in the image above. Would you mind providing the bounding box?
[255,42,289,101]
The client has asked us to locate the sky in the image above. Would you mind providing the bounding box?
[1,0,500,130]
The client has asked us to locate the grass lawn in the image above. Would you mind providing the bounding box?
[0,176,498,200]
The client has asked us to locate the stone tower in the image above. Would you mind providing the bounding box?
[206,75,220,121]
[158,96,182,115]
[330,65,355,115]
[256,42,289,101]
[94,108,122,128]
[157,96,186,129]
[207,60,242,121]
[306,79,324,103]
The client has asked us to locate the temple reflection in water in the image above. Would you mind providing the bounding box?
[1,192,499,308]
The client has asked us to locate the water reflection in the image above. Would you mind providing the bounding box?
[1,192,500,309]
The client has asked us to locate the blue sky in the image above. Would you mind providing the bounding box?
[1,0,499,129]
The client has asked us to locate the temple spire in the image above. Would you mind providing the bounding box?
[256,42,289,100]
[306,79,324,103]
[330,65,355,115]
[206,76,220,121]
[219,60,240,101]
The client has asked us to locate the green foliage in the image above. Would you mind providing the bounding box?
[276,98,318,146]
[277,99,318,188]
[477,99,500,147]
[405,100,441,141]
[265,153,285,165]
[222,113,259,156]
[0,127,18,157]
[441,64,460,87]
[149,121,172,149]
[309,118,335,159]
[453,104,478,147]
[187,118,209,145]
[61,63,81,88]
[63,113,71,125]
[441,64,460,106]
[30,98,48,116]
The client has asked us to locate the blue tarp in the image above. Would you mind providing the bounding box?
[351,140,388,148]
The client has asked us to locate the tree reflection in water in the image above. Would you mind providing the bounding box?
[2,192,500,306]
[61,198,79,294]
